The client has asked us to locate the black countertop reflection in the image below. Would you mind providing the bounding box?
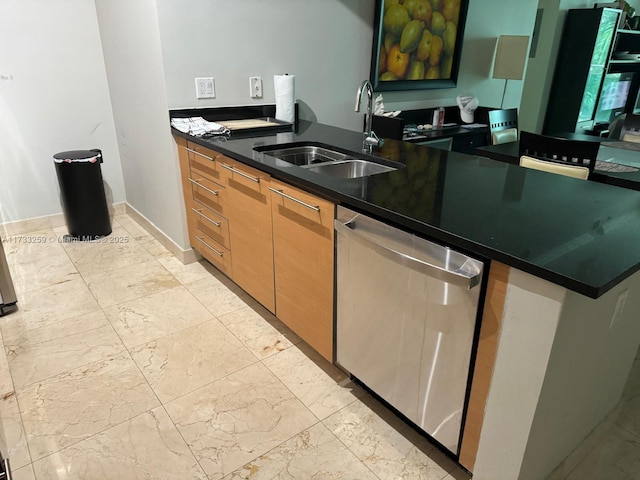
[172,116,640,299]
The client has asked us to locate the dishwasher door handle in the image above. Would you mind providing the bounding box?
[335,218,481,289]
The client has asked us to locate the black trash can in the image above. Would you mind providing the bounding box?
[53,149,112,240]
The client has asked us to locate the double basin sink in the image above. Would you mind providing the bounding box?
[254,142,404,180]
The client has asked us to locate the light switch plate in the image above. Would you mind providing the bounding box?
[195,77,215,99]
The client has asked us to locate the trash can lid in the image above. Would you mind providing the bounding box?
[53,150,102,163]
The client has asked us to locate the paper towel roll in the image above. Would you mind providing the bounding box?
[274,74,295,123]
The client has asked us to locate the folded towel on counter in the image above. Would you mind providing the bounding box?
[170,117,230,136]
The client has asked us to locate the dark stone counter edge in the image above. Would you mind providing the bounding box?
[169,105,640,300]
[174,129,640,300]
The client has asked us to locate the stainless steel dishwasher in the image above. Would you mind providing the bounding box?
[335,206,484,455]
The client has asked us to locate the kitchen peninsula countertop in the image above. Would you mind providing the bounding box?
[171,111,640,299]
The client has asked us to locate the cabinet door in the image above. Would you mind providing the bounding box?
[223,157,275,313]
[270,180,335,361]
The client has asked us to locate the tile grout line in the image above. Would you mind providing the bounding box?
[249,355,385,479]
[8,217,163,470]
[318,400,384,480]
[107,304,211,479]
[82,258,211,478]
[7,232,90,474]
[7,213,470,479]
[93,218,263,478]
[6,216,268,476]
[1,327,35,474]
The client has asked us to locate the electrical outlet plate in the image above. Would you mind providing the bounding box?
[250,76,262,98]
[195,77,215,99]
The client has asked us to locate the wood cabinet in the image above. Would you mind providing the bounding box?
[177,137,232,276]
[270,180,335,361]
[176,136,335,359]
[223,156,275,313]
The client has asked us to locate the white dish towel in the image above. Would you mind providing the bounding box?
[170,117,230,136]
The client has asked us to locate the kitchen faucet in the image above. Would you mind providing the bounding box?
[355,80,383,153]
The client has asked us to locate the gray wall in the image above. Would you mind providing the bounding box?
[157,0,538,132]
[1,0,557,249]
[0,0,125,225]
[95,0,189,249]
[157,0,377,131]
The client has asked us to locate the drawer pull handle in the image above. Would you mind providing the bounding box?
[191,208,221,227]
[188,178,219,196]
[195,236,224,256]
[221,163,260,183]
[185,147,215,161]
[268,187,320,212]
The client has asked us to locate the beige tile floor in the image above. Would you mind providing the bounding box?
[0,213,471,480]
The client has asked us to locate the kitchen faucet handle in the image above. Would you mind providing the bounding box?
[363,130,383,147]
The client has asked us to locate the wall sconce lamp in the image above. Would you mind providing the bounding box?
[492,35,530,109]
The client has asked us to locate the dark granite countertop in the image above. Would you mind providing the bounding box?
[171,110,640,299]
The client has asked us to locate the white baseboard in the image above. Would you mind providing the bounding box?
[0,202,196,265]
[123,204,196,264]
[0,203,126,237]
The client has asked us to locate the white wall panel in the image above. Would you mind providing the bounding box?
[0,0,124,224]
[95,0,189,248]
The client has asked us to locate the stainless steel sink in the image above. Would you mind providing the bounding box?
[258,145,352,166]
[304,160,396,179]
[254,143,404,179]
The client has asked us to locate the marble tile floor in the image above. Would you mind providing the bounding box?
[0,213,471,480]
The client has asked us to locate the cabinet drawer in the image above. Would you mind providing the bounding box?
[190,175,227,217]
[187,143,225,184]
[188,206,230,249]
[191,228,232,276]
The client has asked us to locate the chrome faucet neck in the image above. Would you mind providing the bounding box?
[355,80,382,153]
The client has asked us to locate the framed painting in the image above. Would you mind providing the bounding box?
[370,0,469,91]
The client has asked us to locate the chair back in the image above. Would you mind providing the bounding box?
[519,156,590,180]
[488,108,518,145]
[620,113,640,143]
[518,131,599,176]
